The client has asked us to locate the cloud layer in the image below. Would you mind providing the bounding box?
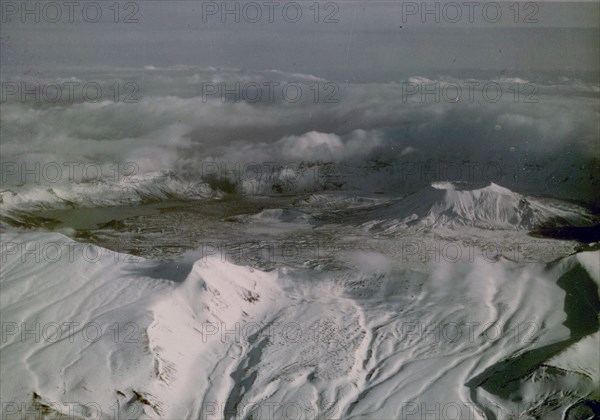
[1,67,598,205]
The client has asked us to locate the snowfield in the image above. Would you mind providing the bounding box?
[1,183,598,419]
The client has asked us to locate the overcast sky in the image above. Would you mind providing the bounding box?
[1,1,599,81]
[1,1,599,204]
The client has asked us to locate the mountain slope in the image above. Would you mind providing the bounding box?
[362,182,595,232]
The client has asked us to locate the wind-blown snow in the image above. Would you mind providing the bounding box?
[2,206,598,419]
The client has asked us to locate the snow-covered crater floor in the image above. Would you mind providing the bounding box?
[1,182,599,419]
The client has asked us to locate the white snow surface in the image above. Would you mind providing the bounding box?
[1,227,598,419]
[360,182,595,232]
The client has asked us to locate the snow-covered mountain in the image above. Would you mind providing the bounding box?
[1,228,598,419]
[361,182,596,232]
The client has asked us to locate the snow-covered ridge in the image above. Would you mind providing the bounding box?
[0,163,340,224]
[0,231,286,419]
[1,231,598,419]
[363,182,595,232]
[0,171,218,226]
